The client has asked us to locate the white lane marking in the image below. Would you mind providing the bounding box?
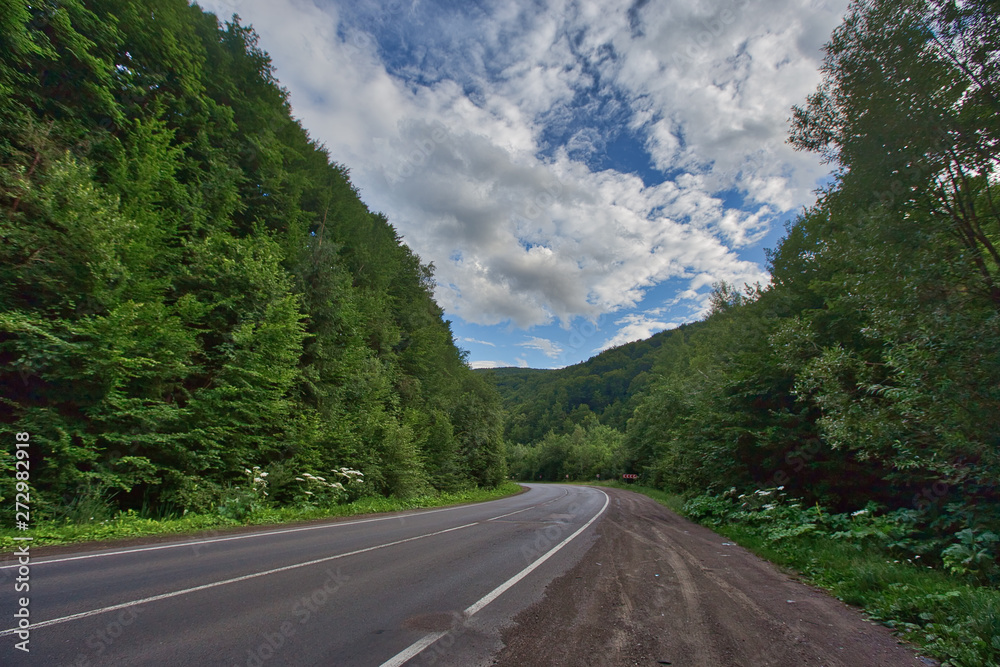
[486,489,567,522]
[0,522,480,637]
[485,506,535,521]
[0,490,549,569]
[379,632,449,667]
[465,489,608,616]
[378,487,610,667]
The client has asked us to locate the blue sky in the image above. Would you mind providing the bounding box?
[201,0,848,368]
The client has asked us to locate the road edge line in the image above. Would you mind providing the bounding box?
[0,522,480,637]
[0,503,495,569]
[379,487,610,667]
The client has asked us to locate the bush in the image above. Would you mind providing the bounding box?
[674,488,1000,666]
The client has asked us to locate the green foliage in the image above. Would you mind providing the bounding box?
[497,1,1000,659]
[942,530,1000,581]
[614,0,1000,559]
[673,488,1000,666]
[1,0,507,524]
[507,422,626,482]
[216,466,270,522]
[484,324,681,442]
[0,481,522,551]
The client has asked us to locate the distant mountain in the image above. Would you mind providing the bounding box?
[479,322,703,443]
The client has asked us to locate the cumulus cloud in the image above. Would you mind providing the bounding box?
[517,336,565,359]
[596,313,679,352]
[198,0,845,333]
[607,0,847,206]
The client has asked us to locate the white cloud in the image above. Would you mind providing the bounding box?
[197,0,844,331]
[461,337,496,347]
[610,0,848,208]
[595,313,679,352]
[517,336,564,359]
[468,360,512,369]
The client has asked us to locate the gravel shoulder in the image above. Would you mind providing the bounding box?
[491,486,931,667]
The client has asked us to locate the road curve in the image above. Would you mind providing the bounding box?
[495,486,928,667]
[1,484,608,666]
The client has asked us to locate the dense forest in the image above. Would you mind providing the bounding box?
[485,324,703,442]
[0,0,506,521]
[488,324,700,482]
[497,0,999,557]
[2,0,996,572]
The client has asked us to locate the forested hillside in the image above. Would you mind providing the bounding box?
[628,0,1000,516]
[0,0,505,521]
[493,0,999,566]
[484,323,702,442]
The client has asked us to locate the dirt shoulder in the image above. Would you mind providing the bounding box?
[492,486,932,667]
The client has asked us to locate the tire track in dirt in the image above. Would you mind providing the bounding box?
[492,486,930,667]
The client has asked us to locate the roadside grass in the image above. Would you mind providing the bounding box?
[0,482,523,552]
[613,485,1000,667]
[721,525,1000,667]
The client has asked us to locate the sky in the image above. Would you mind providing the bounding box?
[200,0,849,369]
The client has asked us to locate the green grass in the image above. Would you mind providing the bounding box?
[719,525,1000,667]
[614,486,1000,667]
[0,482,523,551]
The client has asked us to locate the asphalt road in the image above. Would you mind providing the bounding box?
[0,484,608,666]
